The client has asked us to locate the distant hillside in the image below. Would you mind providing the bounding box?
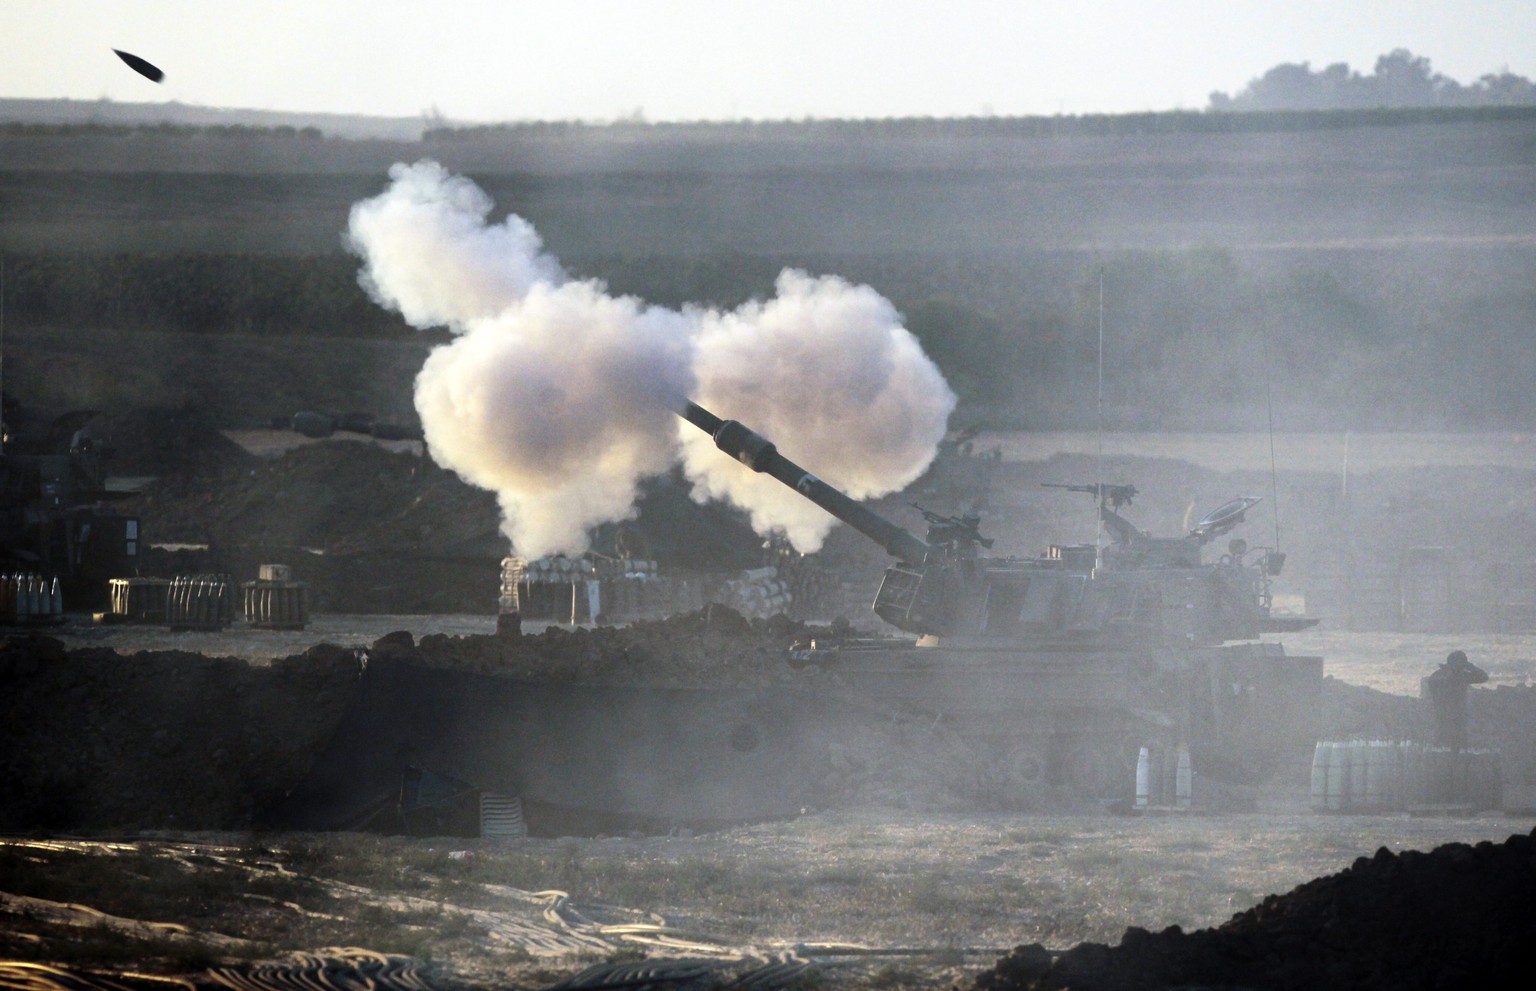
[1,106,1533,433]
[3,107,1533,253]
[0,97,427,140]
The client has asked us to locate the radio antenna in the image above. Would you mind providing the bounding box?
[1261,306,1281,553]
[1,251,6,445]
[1095,266,1106,571]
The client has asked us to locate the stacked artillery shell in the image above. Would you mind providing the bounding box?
[242,570,310,630]
[517,555,598,583]
[499,555,706,623]
[478,792,527,838]
[108,577,170,622]
[506,555,599,620]
[599,560,667,621]
[780,564,837,620]
[725,566,793,618]
[166,574,233,630]
[1309,739,1503,812]
[498,557,525,616]
[763,537,838,620]
[0,573,64,624]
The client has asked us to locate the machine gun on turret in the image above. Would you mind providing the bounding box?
[912,504,994,552]
[1043,482,1145,550]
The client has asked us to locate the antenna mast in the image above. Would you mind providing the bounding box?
[1,252,6,446]
[1261,306,1282,553]
[1095,267,1105,571]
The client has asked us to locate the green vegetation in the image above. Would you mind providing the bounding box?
[2,121,325,139]
[1211,49,1536,112]
[1,253,413,338]
[2,103,1532,431]
[5,243,1534,431]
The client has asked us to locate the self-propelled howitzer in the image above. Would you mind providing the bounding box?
[681,400,1324,804]
[682,401,1301,648]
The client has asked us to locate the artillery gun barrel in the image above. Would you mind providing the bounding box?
[679,402,930,564]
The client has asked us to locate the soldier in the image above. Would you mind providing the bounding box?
[1420,650,1488,748]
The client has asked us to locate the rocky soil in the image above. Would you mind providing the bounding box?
[0,633,360,831]
[975,827,1536,990]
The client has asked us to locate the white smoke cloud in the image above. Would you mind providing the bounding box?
[682,270,956,551]
[347,160,954,558]
[347,160,564,328]
[413,282,695,558]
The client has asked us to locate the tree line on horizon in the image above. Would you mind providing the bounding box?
[1209,49,1536,112]
[6,49,1531,144]
[10,102,1531,146]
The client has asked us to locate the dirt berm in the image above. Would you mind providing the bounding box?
[0,633,361,831]
[0,610,842,833]
[9,610,1536,835]
[974,828,1536,991]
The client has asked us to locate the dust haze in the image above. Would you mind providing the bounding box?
[4,92,1536,991]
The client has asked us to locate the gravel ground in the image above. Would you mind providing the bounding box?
[3,809,1533,990]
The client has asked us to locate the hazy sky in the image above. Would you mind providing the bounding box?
[9,0,1536,122]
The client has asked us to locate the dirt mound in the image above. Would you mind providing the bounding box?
[121,439,505,612]
[102,407,256,476]
[0,634,361,831]
[8,609,1534,833]
[121,441,767,613]
[0,611,1521,834]
[976,828,1536,991]
[127,439,769,568]
[0,611,847,832]
[127,439,499,555]
[393,606,833,686]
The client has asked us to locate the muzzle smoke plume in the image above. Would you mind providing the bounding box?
[347,160,955,557]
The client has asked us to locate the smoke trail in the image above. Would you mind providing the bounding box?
[347,161,953,557]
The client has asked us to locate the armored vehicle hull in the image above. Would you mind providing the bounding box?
[267,635,1321,835]
[792,638,1323,803]
[273,403,1326,834]
[676,402,1325,809]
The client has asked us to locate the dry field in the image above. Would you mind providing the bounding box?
[1278,629,1536,696]
[12,620,1536,988]
[3,809,1532,990]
